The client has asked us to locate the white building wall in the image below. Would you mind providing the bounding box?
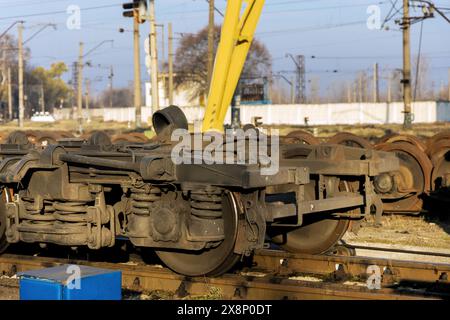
[54,101,449,126]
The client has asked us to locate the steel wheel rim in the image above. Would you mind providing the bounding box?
[380,134,426,153]
[375,142,432,214]
[284,130,319,145]
[328,132,372,149]
[155,192,240,276]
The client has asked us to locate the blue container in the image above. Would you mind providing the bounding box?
[19,264,122,300]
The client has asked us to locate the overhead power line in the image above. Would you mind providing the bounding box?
[0,3,121,21]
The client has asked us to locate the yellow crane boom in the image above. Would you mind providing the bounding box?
[202,0,265,132]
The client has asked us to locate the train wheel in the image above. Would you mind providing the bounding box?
[5,131,31,146]
[36,135,58,146]
[375,142,432,214]
[155,192,240,276]
[426,130,450,156]
[0,191,10,253]
[284,129,319,145]
[380,134,427,153]
[111,133,149,144]
[328,132,372,149]
[429,140,450,194]
[269,182,351,254]
[270,148,352,254]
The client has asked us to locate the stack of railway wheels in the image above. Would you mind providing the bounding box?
[282,129,320,145]
[111,132,150,144]
[426,131,450,213]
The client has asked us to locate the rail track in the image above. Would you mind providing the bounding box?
[0,248,449,300]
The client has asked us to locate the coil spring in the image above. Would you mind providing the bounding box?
[53,201,90,224]
[22,197,56,223]
[130,187,161,215]
[190,189,223,219]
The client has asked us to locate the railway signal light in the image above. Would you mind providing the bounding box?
[122,0,148,23]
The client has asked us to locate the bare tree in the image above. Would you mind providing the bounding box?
[174,25,272,101]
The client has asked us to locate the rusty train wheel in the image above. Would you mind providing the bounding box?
[426,130,450,156]
[375,142,432,214]
[155,192,240,276]
[111,132,149,144]
[380,134,427,153]
[5,131,31,146]
[283,129,319,145]
[328,132,372,149]
[429,140,450,194]
[35,133,59,146]
[426,130,450,150]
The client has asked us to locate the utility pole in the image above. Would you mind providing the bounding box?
[347,81,352,103]
[401,0,413,129]
[286,54,306,103]
[18,22,24,128]
[149,0,159,112]
[448,68,450,101]
[387,72,392,103]
[77,42,84,132]
[207,0,215,92]
[134,10,142,128]
[358,73,363,103]
[40,83,45,112]
[85,78,90,122]
[373,63,379,102]
[168,22,174,105]
[109,65,114,109]
[7,67,12,120]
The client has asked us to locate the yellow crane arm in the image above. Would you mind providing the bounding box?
[202,0,265,132]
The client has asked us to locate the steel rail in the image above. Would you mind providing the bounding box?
[342,244,450,259]
[0,253,440,300]
[253,249,450,285]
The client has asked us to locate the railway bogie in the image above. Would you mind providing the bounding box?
[0,106,401,276]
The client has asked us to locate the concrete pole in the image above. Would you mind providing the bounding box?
[109,65,114,109]
[387,73,392,103]
[134,11,142,128]
[207,0,215,92]
[347,81,352,103]
[448,68,450,101]
[7,67,12,120]
[40,83,45,112]
[149,0,159,112]
[77,42,84,132]
[358,74,363,103]
[402,0,413,129]
[18,22,24,128]
[168,22,174,106]
[85,78,90,121]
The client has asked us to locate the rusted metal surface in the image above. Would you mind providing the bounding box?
[0,253,440,300]
[327,132,372,149]
[253,249,450,285]
[0,106,401,277]
[374,142,432,214]
[380,134,427,153]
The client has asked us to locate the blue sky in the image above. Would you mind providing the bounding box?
[1,0,449,97]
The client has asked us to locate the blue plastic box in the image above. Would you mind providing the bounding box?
[19,264,122,300]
